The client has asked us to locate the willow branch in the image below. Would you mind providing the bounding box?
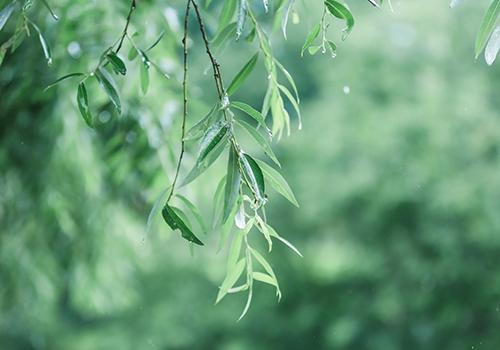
[166,0,191,203]
[116,0,136,53]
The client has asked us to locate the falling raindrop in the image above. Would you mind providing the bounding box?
[343,85,351,95]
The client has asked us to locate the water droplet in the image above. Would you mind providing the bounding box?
[235,203,246,229]
[221,94,230,109]
[67,41,81,58]
[343,85,351,95]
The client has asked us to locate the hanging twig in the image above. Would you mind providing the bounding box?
[166,0,191,203]
[116,0,137,53]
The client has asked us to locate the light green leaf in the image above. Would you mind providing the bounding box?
[475,0,500,58]
[162,204,204,245]
[255,159,299,207]
[95,68,121,113]
[176,194,208,233]
[140,59,150,94]
[255,215,273,252]
[485,25,500,65]
[275,59,299,103]
[235,119,280,167]
[324,0,355,40]
[146,187,170,236]
[76,83,92,128]
[253,272,278,288]
[231,101,269,132]
[227,53,259,96]
[29,21,52,65]
[212,22,237,50]
[281,0,296,40]
[227,230,244,270]
[41,0,59,20]
[301,23,321,57]
[267,224,303,257]
[216,258,246,304]
[218,0,237,34]
[185,104,220,142]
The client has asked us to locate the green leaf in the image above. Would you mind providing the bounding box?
[128,46,138,61]
[324,0,355,40]
[162,204,204,245]
[255,159,299,207]
[266,224,303,257]
[475,0,500,58]
[29,21,52,65]
[184,104,219,141]
[227,53,259,96]
[41,0,59,20]
[253,272,278,288]
[301,23,321,57]
[146,31,165,51]
[236,0,247,38]
[485,25,500,65]
[182,122,230,186]
[140,59,150,94]
[44,72,85,91]
[239,153,265,201]
[235,119,280,167]
[308,45,321,55]
[216,258,246,304]
[275,59,299,103]
[218,0,237,34]
[223,147,241,223]
[231,101,269,133]
[76,83,93,128]
[281,0,296,40]
[249,247,280,299]
[255,215,273,252]
[0,1,16,32]
[146,187,170,237]
[106,52,127,75]
[212,22,237,50]
[277,83,301,128]
[176,194,208,233]
[227,230,244,271]
[94,68,121,113]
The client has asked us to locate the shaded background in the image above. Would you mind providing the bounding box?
[1,0,500,349]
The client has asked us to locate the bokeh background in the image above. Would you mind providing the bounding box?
[1,0,500,349]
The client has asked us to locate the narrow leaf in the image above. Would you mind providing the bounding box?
[301,23,321,57]
[162,204,204,245]
[30,22,52,65]
[77,82,93,127]
[216,258,246,304]
[485,25,500,65]
[239,153,265,201]
[231,101,269,132]
[0,1,16,32]
[41,0,59,20]
[176,194,209,233]
[140,59,150,94]
[95,68,121,113]
[324,0,355,40]
[255,159,299,207]
[184,104,219,141]
[44,72,85,91]
[235,119,280,167]
[475,0,500,58]
[106,52,127,75]
[223,147,241,223]
[227,53,259,96]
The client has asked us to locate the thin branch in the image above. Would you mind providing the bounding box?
[116,0,136,53]
[166,0,191,203]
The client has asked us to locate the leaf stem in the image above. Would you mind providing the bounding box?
[116,0,136,53]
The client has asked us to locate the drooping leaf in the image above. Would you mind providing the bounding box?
[324,0,355,40]
[176,194,209,233]
[146,31,165,51]
[266,223,303,257]
[239,153,265,201]
[94,68,121,113]
[182,122,230,186]
[277,83,301,128]
[249,247,280,299]
[76,82,93,127]
[146,187,170,237]
[475,0,500,58]
[218,0,237,34]
[0,1,16,32]
[185,104,220,141]
[275,59,299,103]
[231,101,270,132]
[485,25,500,65]
[236,0,247,38]
[128,46,138,60]
[140,59,150,94]
[281,0,296,39]
[227,53,259,96]
[41,0,59,20]
[255,159,299,207]
[301,23,321,57]
[212,22,237,50]
[106,52,127,75]
[30,21,52,65]
[253,272,278,288]
[223,147,241,223]
[216,258,246,304]
[162,204,204,245]
[235,119,280,167]
[255,215,273,252]
[44,72,85,91]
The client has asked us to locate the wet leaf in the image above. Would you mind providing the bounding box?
[227,53,259,96]
[76,82,92,127]
[45,72,85,91]
[475,0,500,58]
[106,52,127,75]
[239,153,265,201]
[162,204,204,245]
[235,119,280,167]
[255,159,298,207]
[223,147,241,223]
[301,23,320,57]
[95,68,121,113]
[324,0,355,40]
[0,1,16,32]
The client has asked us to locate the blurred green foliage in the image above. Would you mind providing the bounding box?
[1,0,500,349]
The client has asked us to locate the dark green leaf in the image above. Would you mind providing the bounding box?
[227,53,259,96]
[146,31,165,51]
[106,52,127,75]
[223,147,241,223]
[44,72,85,91]
[95,68,121,113]
[0,1,16,32]
[475,0,500,58]
[255,159,298,207]
[324,0,355,40]
[239,153,265,201]
[77,83,93,128]
[235,119,280,167]
[162,204,204,245]
[301,23,320,57]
